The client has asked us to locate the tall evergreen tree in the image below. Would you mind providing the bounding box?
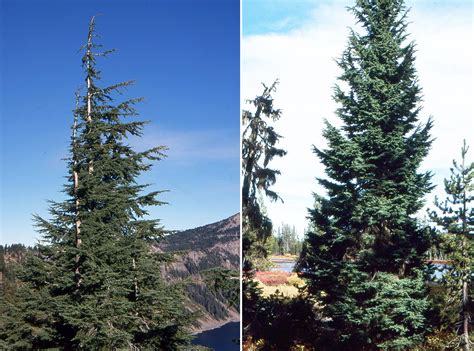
[242,80,286,273]
[300,0,433,349]
[429,141,473,351]
[242,80,286,340]
[0,17,194,349]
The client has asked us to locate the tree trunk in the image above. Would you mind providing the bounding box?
[463,277,469,351]
[73,93,82,289]
[86,16,94,174]
[74,13,96,289]
[461,159,469,351]
[461,237,470,349]
[132,257,139,300]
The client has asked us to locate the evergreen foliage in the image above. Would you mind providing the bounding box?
[202,267,240,311]
[246,293,321,350]
[242,80,286,274]
[0,245,31,303]
[0,17,194,350]
[299,0,434,348]
[242,81,286,342]
[429,141,474,350]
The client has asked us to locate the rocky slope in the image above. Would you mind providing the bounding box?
[159,213,240,333]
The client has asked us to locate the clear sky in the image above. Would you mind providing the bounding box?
[0,0,240,246]
[243,0,473,237]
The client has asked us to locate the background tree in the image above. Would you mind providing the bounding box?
[272,223,303,256]
[0,17,194,349]
[202,267,240,310]
[242,80,286,273]
[299,0,434,349]
[429,141,474,350]
[242,80,286,340]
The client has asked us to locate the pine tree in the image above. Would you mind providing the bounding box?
[300,0,433,349]
[242,80,286,340]
[0,17,194,349]
[429,141,473,351]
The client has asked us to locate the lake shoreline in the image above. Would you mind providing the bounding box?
[192,309,240,335]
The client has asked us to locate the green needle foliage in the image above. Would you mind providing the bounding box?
[242,80,287,274]
[202,267,240,310]
[242,80,286,341]
[429,141,474,350]
[0,17,194,350]
[300,0,434,349]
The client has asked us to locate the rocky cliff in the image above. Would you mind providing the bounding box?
[159,213,240,333]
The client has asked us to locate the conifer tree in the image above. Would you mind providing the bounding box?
[300,0,433,349]
[242,80,286,273]
[429,141,473,351]
[0,17,194,349]
[242,80,286,339]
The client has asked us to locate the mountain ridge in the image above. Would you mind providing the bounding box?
[159,213,240,333]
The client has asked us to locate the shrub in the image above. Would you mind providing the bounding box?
[255,271,290,286]
[287,274,305,288]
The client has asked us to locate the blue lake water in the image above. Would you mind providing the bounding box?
[270,260,296,273]
[192,321,240,351]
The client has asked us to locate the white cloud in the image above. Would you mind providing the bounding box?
[242,1,473,237]
[131,127,238,165]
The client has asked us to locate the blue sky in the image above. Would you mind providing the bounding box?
[1,0,240,246]
[242,0,473,235]
[243,0,319,35]
[243,0,473,36]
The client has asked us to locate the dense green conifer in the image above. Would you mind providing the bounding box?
[0,17,194,349]
[300,0,434,348]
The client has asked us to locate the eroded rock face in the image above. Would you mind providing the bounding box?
[158,213,240,332]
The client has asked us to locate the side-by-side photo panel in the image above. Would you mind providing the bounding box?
[0,0,239,350]
[242,0,473,350]
[1,0,474,350]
